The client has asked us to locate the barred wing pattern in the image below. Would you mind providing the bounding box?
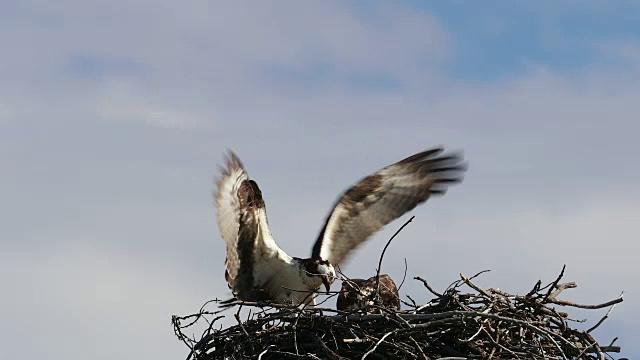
[311,147,467,266]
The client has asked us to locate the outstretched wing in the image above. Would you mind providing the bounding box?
[214,151,286,299]
[311,147,467,266]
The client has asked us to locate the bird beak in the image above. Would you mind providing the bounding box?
[322,277,331,294]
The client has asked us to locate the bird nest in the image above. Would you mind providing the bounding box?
[172,266,623,359]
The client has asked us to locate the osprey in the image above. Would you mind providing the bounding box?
[337,274,400,311]
[214,147,466,306]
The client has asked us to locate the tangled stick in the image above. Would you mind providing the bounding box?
[173,217,623,359]
[172,266,623,360]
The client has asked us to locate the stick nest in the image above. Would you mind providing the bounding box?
[172,266,623,359]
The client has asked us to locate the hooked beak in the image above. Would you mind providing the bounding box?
[322,277,331,294]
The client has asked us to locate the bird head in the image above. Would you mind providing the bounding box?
[300,258,336,294]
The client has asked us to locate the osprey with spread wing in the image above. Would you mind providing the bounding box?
[214,147,467,306]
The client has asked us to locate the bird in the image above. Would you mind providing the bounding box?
[214,147,467,306]
[336,274,400,311]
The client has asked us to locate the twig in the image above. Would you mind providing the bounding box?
[460,273,493,299]
[172,265,623,359]
[543,264,566,303]
[397,258,409,292]
[234,313,249,336]
[258,345,274,360]
[548,296,623,310]
[409,336,430,360]
[587,291,624,333]
[361,331,396,360]
[374,216,414,299]
[549,282,577,299]
[414,276,442,297]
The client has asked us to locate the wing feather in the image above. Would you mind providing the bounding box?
[214,151,250,291]
[311,147,467,266]
[214,151,287,298]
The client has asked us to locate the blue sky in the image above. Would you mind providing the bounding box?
[426,1,640,79]
[2,1,639,359]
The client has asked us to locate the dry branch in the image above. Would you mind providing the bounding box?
[172,267,624,359]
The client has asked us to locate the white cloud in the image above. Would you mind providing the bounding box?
[0,0,452,138]
[0,239,214,359]
[96,80,206,129]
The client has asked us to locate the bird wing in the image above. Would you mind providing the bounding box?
[311,147,467,266]
[214,151,288,299]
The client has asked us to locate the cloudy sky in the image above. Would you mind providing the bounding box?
[3,1,639,359]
